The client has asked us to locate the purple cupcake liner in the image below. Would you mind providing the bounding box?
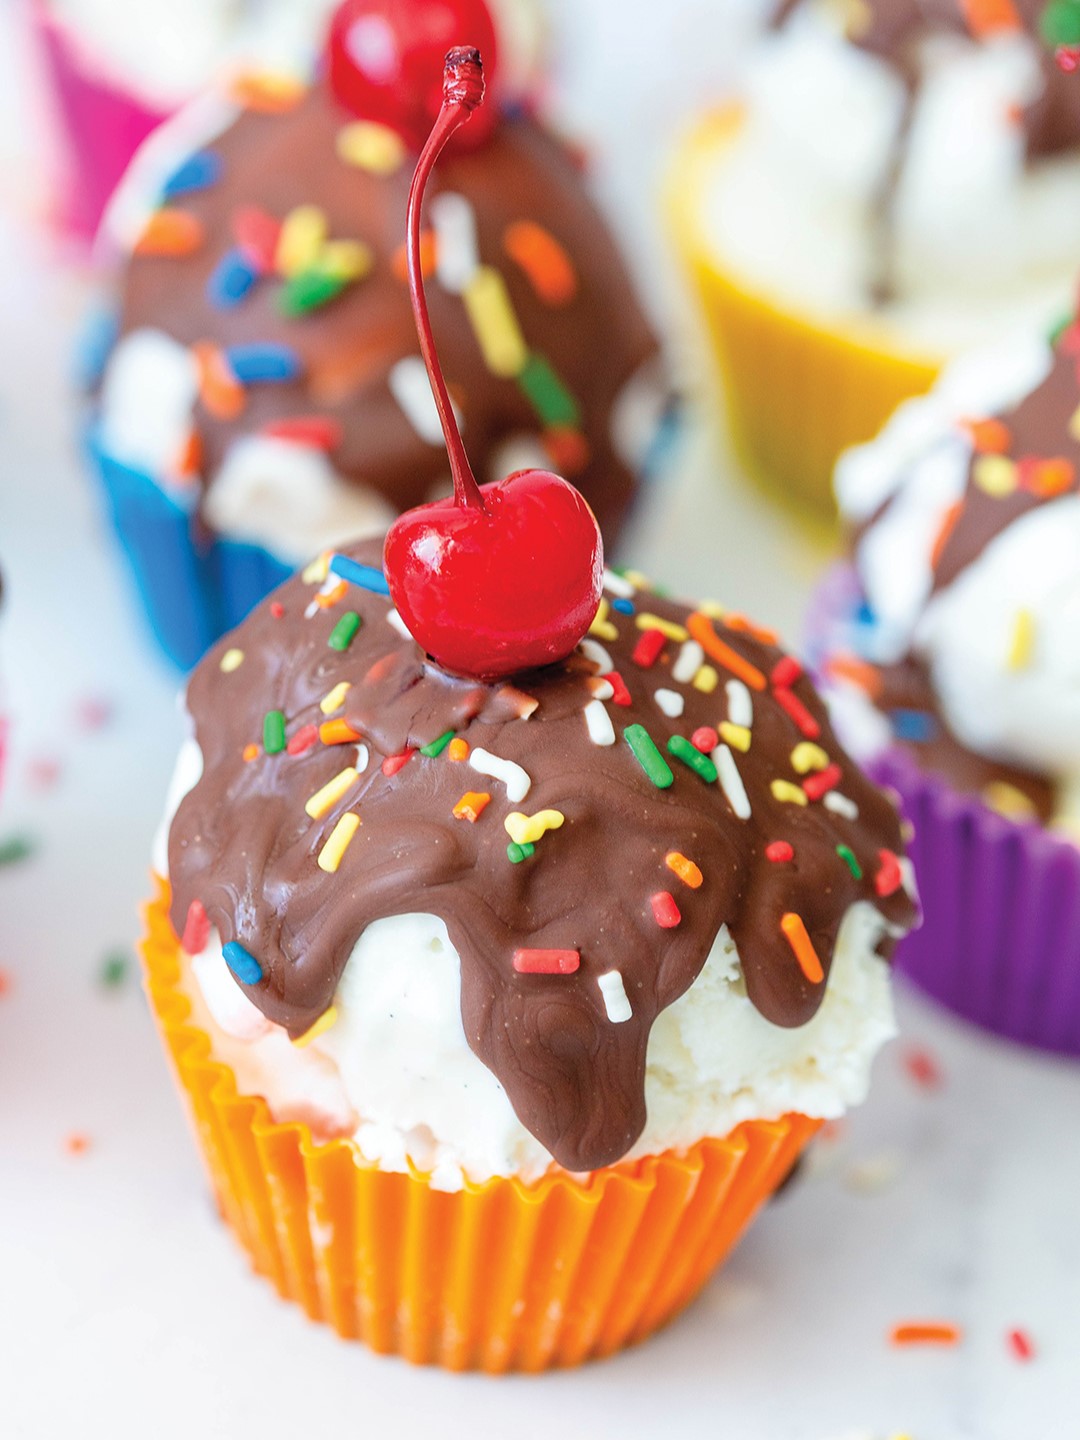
[808,566,1080,1058]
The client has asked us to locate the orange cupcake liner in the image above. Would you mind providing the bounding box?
[141,877,821,1371]
[668,108,941,519]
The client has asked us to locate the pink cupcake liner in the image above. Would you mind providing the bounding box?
[808,566,1080,1058]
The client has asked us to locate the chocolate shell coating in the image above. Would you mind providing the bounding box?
[169,541,915,1172]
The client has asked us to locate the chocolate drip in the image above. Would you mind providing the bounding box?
[169,541,915,1173]
[105,82,662,545]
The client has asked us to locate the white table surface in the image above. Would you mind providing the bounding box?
[2,4,1079,1436]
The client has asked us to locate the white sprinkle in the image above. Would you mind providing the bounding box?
[389,356,462,445]
[587,677,615,701]
[602,568,635,599]
[431,191,479,295]
[584,700,616,746]
[713,744,751,820]
[672,640,704,685]
[654,687,684,718]
[898,855,917,897]
[354,743,370,773]
[824,791,859,820]
[304,598,320,619]
[598,970,632,1023]
[581,638,613,673]
[386,608,411,639]
[725,678,753,729]
[470,747,531,803]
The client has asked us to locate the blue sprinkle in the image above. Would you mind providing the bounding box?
[223,941,263,986]
[611,597,634,615]
[162,149,223,199]
[225,343,303,384]
[74,308,118,389]
[855,599,877,627]
[329,553,391,596]
[207,249,257,309]
[890,708,937,743]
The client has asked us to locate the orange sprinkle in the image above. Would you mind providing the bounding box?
[134,208,204,258]
[1022,455,1075,498]
[780,912,825,984]
[229,71,305,113]
[959,0,1020,35]
[961,416,1011,454]
[193,342,245,421]
[687,612,766,692]
[544,425,590,475]
[825,653,884,702]
[453,791,491,823]
[64,1133,91,1156]
[314,580,348,609]
[0,969,11,997]
[320,719,362,746]
[503,220,578,306]
[889,1321,964,1347]
[242,743,260,762]
[392,232,436,282]
[930,501,963,570]
[175,429,203,479]
[665,852,703,889]
[447,737,470,761]
[723,613,780,646]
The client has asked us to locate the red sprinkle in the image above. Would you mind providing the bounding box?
[632,628,667,668]
[263,416,344,451]
[902,1044,944,1090]
[650,891,682,928]
[803,763,842,801]
[691,725,719,753]
[875,848,903,898]
[774,685,821,739]
[1007,1328,1035,1362]
[0,969,11,997]
[181,900,211,955]
[232,204,281,271]
[765,841,794,863]
[286,723,319,756]
[382,749,415,777]
[513,948,581,975]
[771,655,802,688]
[270,601,285,618]
[604,670,632,706]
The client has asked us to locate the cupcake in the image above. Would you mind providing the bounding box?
[142,53,916,1370]
[814,308,1080,1053]
[87,0,673,671]
[669,0,1080,515]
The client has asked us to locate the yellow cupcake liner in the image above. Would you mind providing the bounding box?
[141,876,821,1371]
[668,108,942,518]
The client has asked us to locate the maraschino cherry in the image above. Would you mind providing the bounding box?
[382,47,604,681]
[328,0,499,150]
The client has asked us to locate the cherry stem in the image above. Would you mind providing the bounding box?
[406,47,487,513]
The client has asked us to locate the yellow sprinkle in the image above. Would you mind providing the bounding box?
[292,1005,338,1048]
[589,598,619,642]
[504,809,565,845]
[982,781,1036,821]
[698,599,727,621]
[320,682,351,715]
[1070,404,1080,443]
[320,239,373,283]
[973,454,1018,497]
[771,779,808,806]
[306,767,360,819]
[1007,610,1035,671]
[336,120,406,175]
[302,552,330,585]
[635,613,689,642]
[220,647,244,673]
[463,265,529,378]
[791,741,829,774]
[277,205,327,278]
[719,722,751,753]
[622,570,651,589]
[317,811,361,872]
[692,664,719,694]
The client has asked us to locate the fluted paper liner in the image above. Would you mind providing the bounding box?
[668,108,940,518]
[141,878,820,1369]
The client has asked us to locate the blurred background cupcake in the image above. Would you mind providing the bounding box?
[669,0,1080,518]
[811,303,1080,1054]
[85,0,676,670]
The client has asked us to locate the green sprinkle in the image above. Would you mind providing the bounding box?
[420,729,455,758]
[328,611,361,651]
[836,844,863,880]
[263,709,286,754]
[1041,0,1080,48]
[667,734,719,784]
[507,841,536,864]
[517,353,581,427]
[1049,309,1074,347]
[278,268,347,317]
[99,950,129,988]
[0,834,35,866]
[624,724,674,789]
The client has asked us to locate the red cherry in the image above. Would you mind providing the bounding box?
[382,48,604,680]
[327,0,499,149]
